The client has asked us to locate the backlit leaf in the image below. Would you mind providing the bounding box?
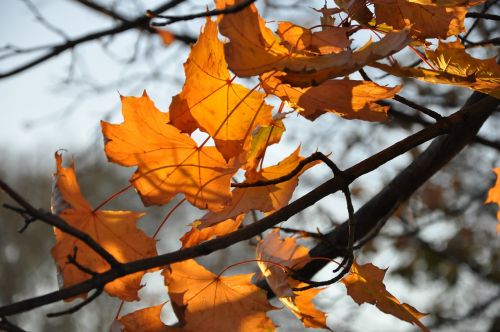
[217,0,411,83]
[374,0,467,40]
[261,72,400,121]
[256,230,328,329]
[341,262,429,332]
[199,147,318,227]
[372,40,500,98]
[163,259,276,331]
[51,153,157,301]
[170,18,273,161]
[180,214,245,248]
[101,93,239,211]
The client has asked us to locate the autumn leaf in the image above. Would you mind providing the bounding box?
[101,92,239,211]
[256,230,328,329]
[341,262,429,332]
[261,72,400,121]
[198,147,318,228]
[280,29,412,87]
[277,22,351,55]
[244,119,286,171]
[180,214,245,248]
[163,259,276,331]
[256,229,310,298]
[334,0,373,24]
[51,153,157,301]
[170,18,273,161]
[372,40,500,98]
[113,304,175,332]
[374,0,467,40]
[485,168,500,234]
[217,0,411,83]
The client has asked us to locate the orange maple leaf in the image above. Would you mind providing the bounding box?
[485,168,500,234]
[216,0,411,83]
[114,304,177,332]
[170,18,273,161]
[101,93,239,211]
[341,261,429,332]
[180,214,245,248]
[277,22,351,55]
[261,72,400,121]
[163,259,276,331]
[374,0,467,40]
[256,230,329,329]
[372,40,500,98]
[51,153,157,301]
[198,147,318,228]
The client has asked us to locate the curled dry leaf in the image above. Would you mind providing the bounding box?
[261,72,400,121]
[51,153,157,301]
[163,259,276,331]
[372,40,500,98]
[256,230,328,329]
[101,93,239,211]
[199,147,319,228]
[485,168,500,234]
[170,18,272,161]
[216,0,411,85]
[341,262,429,332]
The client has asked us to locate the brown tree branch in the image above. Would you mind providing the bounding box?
[150,0,257,25]
[293,92,498,285]
[0,180,121,269]
[0,94,496,317]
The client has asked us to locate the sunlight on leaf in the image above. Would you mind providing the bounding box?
[51,153,157,301]
[163,259,276,331]
[101,93,239,211]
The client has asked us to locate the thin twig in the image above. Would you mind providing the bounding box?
[46,287,104,318]
[150,0,256,25]
[359,68,442,120]
[0,180,121,268]
[232,152,335,188]
[466,12,500,21]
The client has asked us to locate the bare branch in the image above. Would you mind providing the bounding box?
[150,0,257,26]
[0,180,121,269]
[0,0,194,79]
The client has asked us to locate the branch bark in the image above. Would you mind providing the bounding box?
[294,92,499,284]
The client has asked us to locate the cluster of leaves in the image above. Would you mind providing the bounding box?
[29,0,500,331]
